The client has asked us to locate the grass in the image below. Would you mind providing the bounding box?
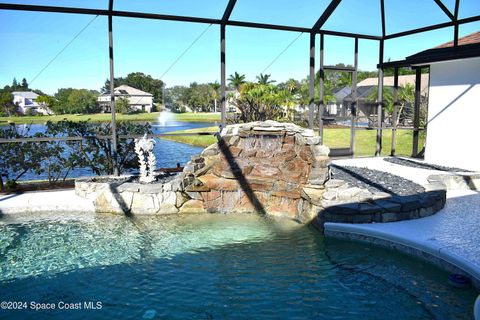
[172,112,221,123]
[0,112,221,125]
[161,126,425,157]
[162,126,219,147]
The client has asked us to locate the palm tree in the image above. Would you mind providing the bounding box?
[256,73,276,85]
[285,78,299,94]
[209,82,221,112]
[228,72,246,91]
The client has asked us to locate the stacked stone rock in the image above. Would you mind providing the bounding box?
[177,120,330,222]
[311,178,446,229]
[75,174,181,215]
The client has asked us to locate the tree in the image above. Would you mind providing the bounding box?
[102,72,164,104]
[67,89,99,114]
[228,72,246,90]
[166,85,190,112]
[366,84,415,126]
[53,88,74,114]
[231,82,289,122]
[46,121,152,175]
[36,95,54,114]
[12,78,18,90]
[53,88,99,114]
[116,96,131,114]
[21,78,28,90]
[209,82,221,112]
[256,73,276,85]
[0,124,44,190]
[187,82,215,112]
[0,90,15,116]
[284,78,300,94]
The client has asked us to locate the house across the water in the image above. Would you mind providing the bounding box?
[12,91,50,115]
[98,85,154,113]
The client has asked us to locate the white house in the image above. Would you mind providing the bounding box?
[12,91,44,115]
[98,85,154,113]
[383,31,480,171]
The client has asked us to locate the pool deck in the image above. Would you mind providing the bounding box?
[0,189,94,215]
[327,157,480,288]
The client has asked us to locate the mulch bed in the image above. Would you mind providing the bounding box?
[384,157,472,172]
[330,164,425,196]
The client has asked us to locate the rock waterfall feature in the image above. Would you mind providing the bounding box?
[177,120,330,222]
[76,121,330,223]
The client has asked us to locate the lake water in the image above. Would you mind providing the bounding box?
[1,118,217,181]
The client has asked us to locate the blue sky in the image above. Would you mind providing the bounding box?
[0,0,479,95]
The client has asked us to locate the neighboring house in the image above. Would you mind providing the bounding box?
[380,31,480,171]
[342,74,429,126]
[325,86,352,118]
[12,91,50,115]
[98,85,154,113]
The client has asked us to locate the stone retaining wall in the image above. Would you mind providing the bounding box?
[311,178,446,230]
[75,174,184,215]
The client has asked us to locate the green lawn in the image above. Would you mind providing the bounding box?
[161,126,425,157]
[172,112,221,123]
[0,112,221,125]
[162,126,219,147]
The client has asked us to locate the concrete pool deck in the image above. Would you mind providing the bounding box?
[0,189,94,215]
[326,157,480,288]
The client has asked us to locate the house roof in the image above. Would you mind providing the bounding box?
[343,86,377,102]
[343,74,429,102]
[332,86,352,102]
[12,91,39,99]
[435,31,480,48]
[101,85,153,96]
[379,31,480,68]
[358,74,429,92]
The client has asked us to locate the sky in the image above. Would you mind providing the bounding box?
[0,0,479,95]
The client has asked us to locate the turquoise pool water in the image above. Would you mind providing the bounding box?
[0,213,477,319]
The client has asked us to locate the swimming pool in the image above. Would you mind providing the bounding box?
[0,213,477,319]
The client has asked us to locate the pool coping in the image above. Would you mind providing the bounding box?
[324,222,480,290]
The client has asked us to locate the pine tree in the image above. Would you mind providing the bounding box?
[21,78,28,90]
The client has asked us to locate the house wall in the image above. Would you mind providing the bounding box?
[13,96,26,114]
[128,96,152,112]
[97,95,153,112]
[425,57,480,171]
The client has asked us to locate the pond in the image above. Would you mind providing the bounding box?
[1,118,216,181]
[0,213,476,319]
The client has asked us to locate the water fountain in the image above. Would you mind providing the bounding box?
[156,111,177,127]
[134,134,156,183]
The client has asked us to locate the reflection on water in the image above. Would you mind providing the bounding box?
[0,213,477,320]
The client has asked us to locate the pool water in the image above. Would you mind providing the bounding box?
[0,213,477,319]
